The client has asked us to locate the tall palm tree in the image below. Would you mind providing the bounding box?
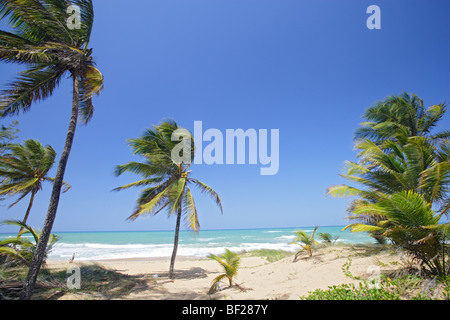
[355,92,449,144]
[0,0,103,299]
[114,120,223,279]
[0,139,70,234]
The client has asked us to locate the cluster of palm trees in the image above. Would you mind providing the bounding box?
[0,1,223,298]
[328,92,450,276]
[0,1,449,301]
[0,0,103,299]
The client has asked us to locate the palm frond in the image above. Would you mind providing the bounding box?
[183,186,199,232]
[128,182,172,220]
[112,177,166,191]
[0,0,72,43]
[342,223,383,233]
[189,179,223,214]
[78,64,104,123]
[2,219,39,241]
[0,64,65,115]
[167,177,186,216]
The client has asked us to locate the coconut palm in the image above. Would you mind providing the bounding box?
[328,136,450,243]
[355,92,449,144]
[0,0,104,299]
[0,139,70,235]
[290,226,319,260]
[114,120,223,279]
[207,249,241,294]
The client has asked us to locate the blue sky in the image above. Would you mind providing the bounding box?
[1,0,449,232]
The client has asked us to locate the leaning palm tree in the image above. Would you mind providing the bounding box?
[290,226,319,260]
[0,0,104,299]
[0,139,70,235]
[207,249,241,294]
[114,120,223,279]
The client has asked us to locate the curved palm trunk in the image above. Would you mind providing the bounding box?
[18,190,37,236]
[20,75,80,300]
[169,204,182,279]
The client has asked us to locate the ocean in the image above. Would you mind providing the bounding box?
[0,226,375,261]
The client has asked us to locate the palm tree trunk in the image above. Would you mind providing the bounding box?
[18,190,37,236]
[169,204,182,279]
[20,74,80,300]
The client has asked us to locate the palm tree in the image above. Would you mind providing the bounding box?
[355,92,449,144]
[0,0,104,299]
[207,249,241,294]
[290,226,319,260]
[328,137,450,243]
[0,139,70,235]
[114,120,223,279]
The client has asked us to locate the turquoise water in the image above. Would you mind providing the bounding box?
[0,226,375,261]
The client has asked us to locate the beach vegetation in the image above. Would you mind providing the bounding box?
[0,140,70,235]
[0,0,104,299]
[0,220,59,265]
[207,249,241,294]
[328,93,450,276]
[114,120,223,279]
[290,226,319,261]
[318,232,339,244]
[344,191,449,276]
[242,249,293,263]
[301,274,450,300]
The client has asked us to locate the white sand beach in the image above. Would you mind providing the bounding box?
[46,245,403,300]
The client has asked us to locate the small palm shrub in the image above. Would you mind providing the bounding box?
[290,226,319,261]
[345,191,450,276]
[207,249,241,294]
[318,232,340,244]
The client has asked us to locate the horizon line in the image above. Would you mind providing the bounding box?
[0,224,347,234]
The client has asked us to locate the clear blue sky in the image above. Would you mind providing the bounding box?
[1,0,449,232]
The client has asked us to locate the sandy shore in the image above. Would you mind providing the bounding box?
[46,245,402,300]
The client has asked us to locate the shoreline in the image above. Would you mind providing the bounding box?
[47,255,206,264]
